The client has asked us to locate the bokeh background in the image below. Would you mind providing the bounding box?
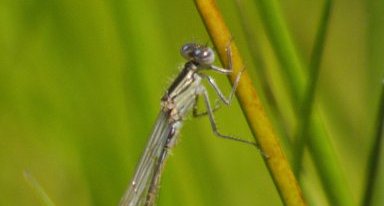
[0,0,383,205]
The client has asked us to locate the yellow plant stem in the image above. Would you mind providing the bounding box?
[193,0,306,205]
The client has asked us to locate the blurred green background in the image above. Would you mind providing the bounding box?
[0,0,383,205]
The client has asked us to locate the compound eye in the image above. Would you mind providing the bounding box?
[180,43,195,59]
[196,47,214,65]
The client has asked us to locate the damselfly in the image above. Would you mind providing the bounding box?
[119,43,255,206]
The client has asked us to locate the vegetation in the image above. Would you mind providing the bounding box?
[0,0,383,205]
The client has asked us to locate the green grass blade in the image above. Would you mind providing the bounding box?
[293,0,332,175]
[254,0,306,103]
[24,171,56,206]
[253,0,354,205]
[361,80,384,206]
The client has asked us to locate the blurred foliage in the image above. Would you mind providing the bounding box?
[0,0,383,205]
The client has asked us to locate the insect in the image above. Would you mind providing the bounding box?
[119,43,255,206]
